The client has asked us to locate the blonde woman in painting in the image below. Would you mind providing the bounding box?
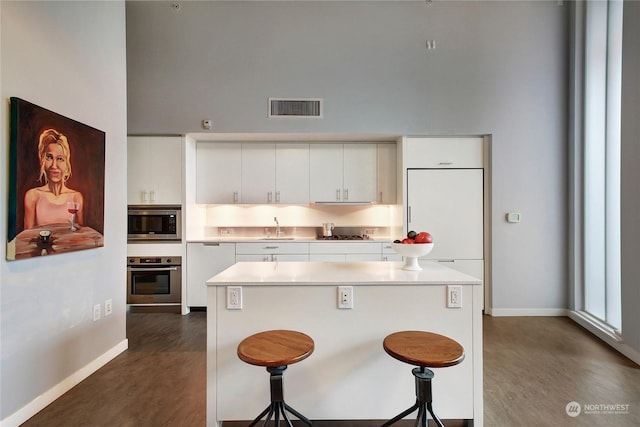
[23,128,84,229]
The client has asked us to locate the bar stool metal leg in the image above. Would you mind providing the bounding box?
[381,367,444,427]
[247,366,312,427]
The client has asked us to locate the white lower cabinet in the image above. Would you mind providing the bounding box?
[309,242,383,262]
[382,243,403,262]
[186,243,236,307]
[235,242,309,262]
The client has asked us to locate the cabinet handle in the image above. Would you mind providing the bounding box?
[344,189,349,200]
[203,243,220,247]
[268,192,273,204]
[379,191,383,203]
[275,191,280,203]
[264,246,279,250]
[408,206,412,223]
[150,190,156,203]
[336,189,340,201]
[141,190,147,203]
[233,191,239,203]
[438,162,453,166]
[438,259,456,263]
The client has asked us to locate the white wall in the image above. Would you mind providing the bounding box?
[0,1,128,424]
[126,1,568,312]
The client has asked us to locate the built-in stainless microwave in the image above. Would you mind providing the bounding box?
[127,205,181,242]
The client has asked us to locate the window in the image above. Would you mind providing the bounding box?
[573,0,623,333]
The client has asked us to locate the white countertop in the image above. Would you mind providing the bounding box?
[207,261,482,286]
[188,237,392,243]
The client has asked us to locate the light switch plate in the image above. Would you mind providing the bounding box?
[506,212,521,223]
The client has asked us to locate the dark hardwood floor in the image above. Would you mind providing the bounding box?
[21,312,639,426]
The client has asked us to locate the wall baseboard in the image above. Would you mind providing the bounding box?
[489,308,569,317]
[0,339,128,427]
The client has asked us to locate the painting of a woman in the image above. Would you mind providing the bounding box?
[7,98,105,260]
[23,129,84,229]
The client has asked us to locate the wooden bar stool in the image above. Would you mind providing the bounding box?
[237,330,314,426]
[382,331,464,427]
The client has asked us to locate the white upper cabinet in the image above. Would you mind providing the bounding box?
[197,142,310,204]
[196,142,241,204]
[196,141,391,205]
[404,137,483,169]
[241,143,310,204]
[310,143,377,203]
[241,143,276,204]
[343,144,377,202]
[275,143,310,204]
[377,143,397,204]
[127,136,183,205]
[309,144,344,202]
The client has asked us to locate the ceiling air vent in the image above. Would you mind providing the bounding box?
[269,98,323,118]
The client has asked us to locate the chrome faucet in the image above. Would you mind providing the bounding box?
[274,217,282,237]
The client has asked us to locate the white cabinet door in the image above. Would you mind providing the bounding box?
[382,242,403,261]
[407,169,483,260]
[404,137,483,169]
[309,144,343,202]
[236,254,309,262]
[128,136,183,204]
[196,143,241,204]
[309,144,377,203]
[242,143,276,204]
[377,143,397,204]
[127,137,149,204]
[275,143,309,204]
[186,243,236,307]
[309,242,382,262]
[343,144,377,202]
[236,242,310,262]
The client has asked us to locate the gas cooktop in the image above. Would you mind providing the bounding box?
[316,234,370,240]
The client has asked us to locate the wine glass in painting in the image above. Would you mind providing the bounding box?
[67,201,80,231]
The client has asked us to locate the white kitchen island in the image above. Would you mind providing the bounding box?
[206,261,483,427]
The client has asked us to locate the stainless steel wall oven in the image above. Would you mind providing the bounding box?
[127,256,181,305]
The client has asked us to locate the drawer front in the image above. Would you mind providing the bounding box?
[309,242,382,254]
[236,242,309,255]
[236,253,309,262]
[404,137,483,169]
[382,243,397,254]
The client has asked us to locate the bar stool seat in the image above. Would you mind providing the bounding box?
[382,331,465,427]
[237,330,314,426]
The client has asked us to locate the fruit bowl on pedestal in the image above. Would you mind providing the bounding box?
[391,243,434,271]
